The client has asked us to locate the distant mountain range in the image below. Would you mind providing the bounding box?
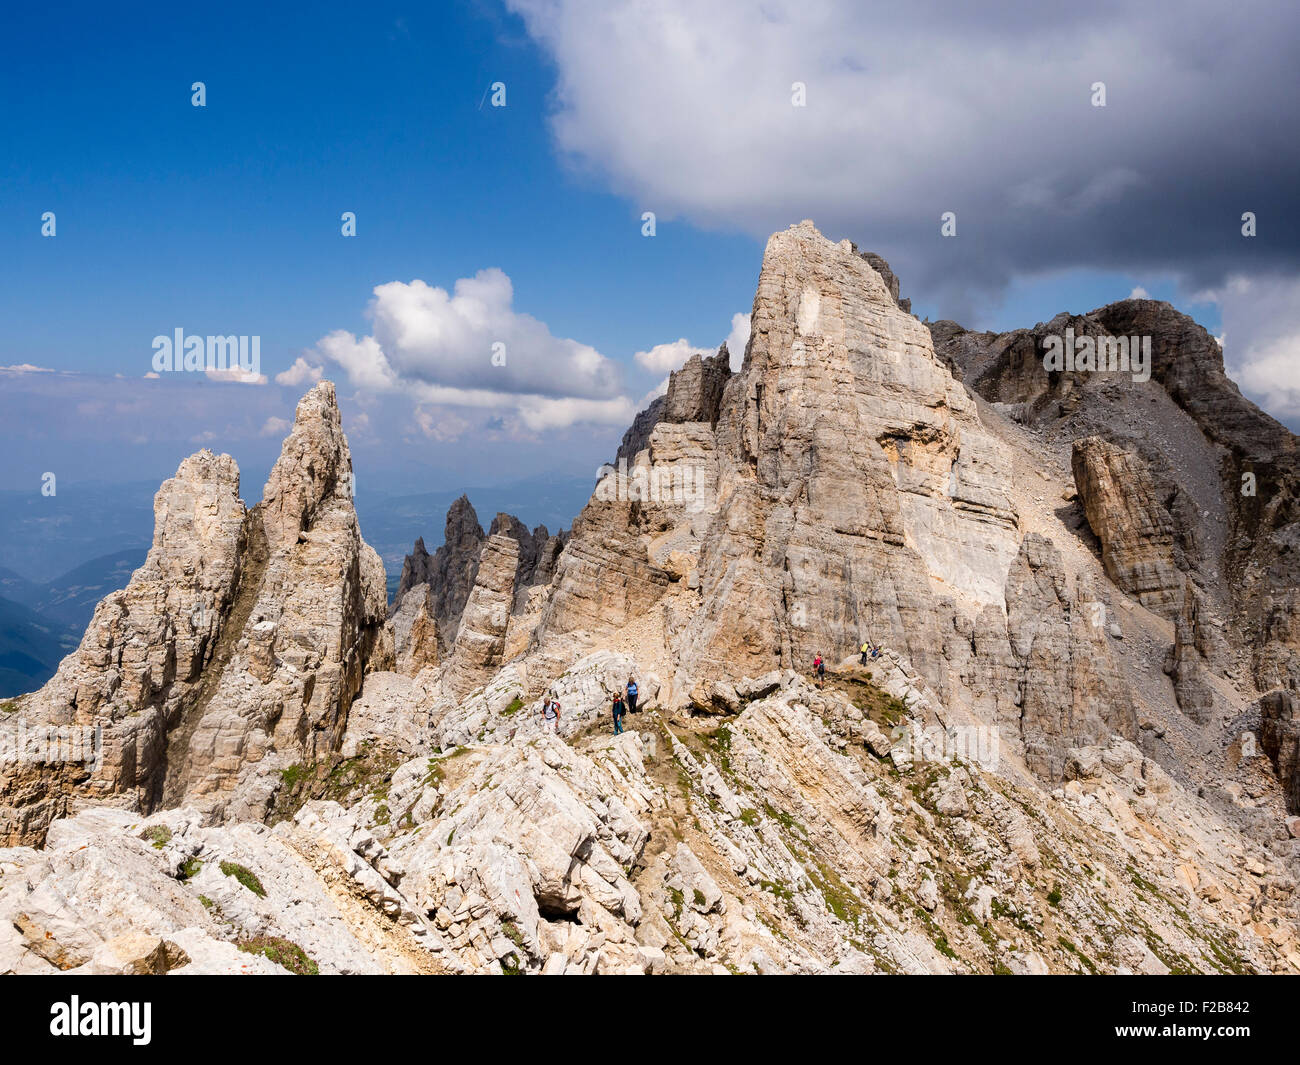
[0,595,78,701]
[354,474,596,582]
[0,549,147,697]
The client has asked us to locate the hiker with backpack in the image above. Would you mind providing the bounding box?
[626,676,639,714]
[813,654,826,686]
[611,690,627,735]
[860,641,870,665]
[542,694,561,733]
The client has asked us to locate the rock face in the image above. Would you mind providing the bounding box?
[1260,689,1300,814]
[1002,534,1136,778]
[856,249,911,314]
[391,500,565,675]
[678,224,1019,696]
[617,347,731,462]
[169,383,389,821]
[441,534,520,700]
[1164,577,1221,724]
[389,583,440,675]
[538,223,1022,718]
[0,383,388,842]
[0,452,249,844]
[931,301,1300,697]
[1072,436,1183,614]
[392,497,487,658]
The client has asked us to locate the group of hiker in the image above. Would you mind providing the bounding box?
[539,676,640,735]
[613,676,637,734]
[538,639,880,728]
[810,640,882,689]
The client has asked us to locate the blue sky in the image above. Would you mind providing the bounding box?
[3,0,1296,506]
[1,3,755,380]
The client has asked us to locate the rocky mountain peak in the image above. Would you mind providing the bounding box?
[1,382,389,839]
[260,381,353,548]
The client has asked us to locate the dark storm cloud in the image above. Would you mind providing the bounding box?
[506,0,1300,298]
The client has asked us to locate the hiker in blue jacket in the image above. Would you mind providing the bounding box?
[626,676,639,714]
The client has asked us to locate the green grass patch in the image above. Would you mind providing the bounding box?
[758,879,794,902]
[220,861,266,898]
[280,764,307,789]
[237,936,318,975]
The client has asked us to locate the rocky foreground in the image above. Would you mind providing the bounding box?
[2,222,1298,974]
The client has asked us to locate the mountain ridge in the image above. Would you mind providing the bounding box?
[2,222,1298,976]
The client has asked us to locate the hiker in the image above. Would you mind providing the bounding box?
[542,694,561,733]
[611,691,627,735]
[871,644,880,659]
[626,676,639,714]
[860,641,870,665]
[814,654,825,686]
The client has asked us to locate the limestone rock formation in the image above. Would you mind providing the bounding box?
[163,383,388,822]
[392,497,487,657]
[1003,534,1136,778]
[0,382,388,841]
[1072,436,1183,614]
[0,452,248,844]
[1164,577,1221,724]
[1260,689,1300,814]
[931,300,1300,697]
[391,499,565,675]
[441,534,520,700]
[390,582,440,675]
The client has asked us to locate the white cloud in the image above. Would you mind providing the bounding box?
[275,357,324,387]
[516,395,635,432]
[1217,275,1300,420]
[634,312,750,377]
[316,332,398,392]
[313,267,630,429]
[414,406,471,442]
[259,416,291,437]
[725,312,751,370]
[206,366,267,385]
[0,363,56,374]
[503,0,1300,312]
[1129,286,1150,299]
[635,338,710,374]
